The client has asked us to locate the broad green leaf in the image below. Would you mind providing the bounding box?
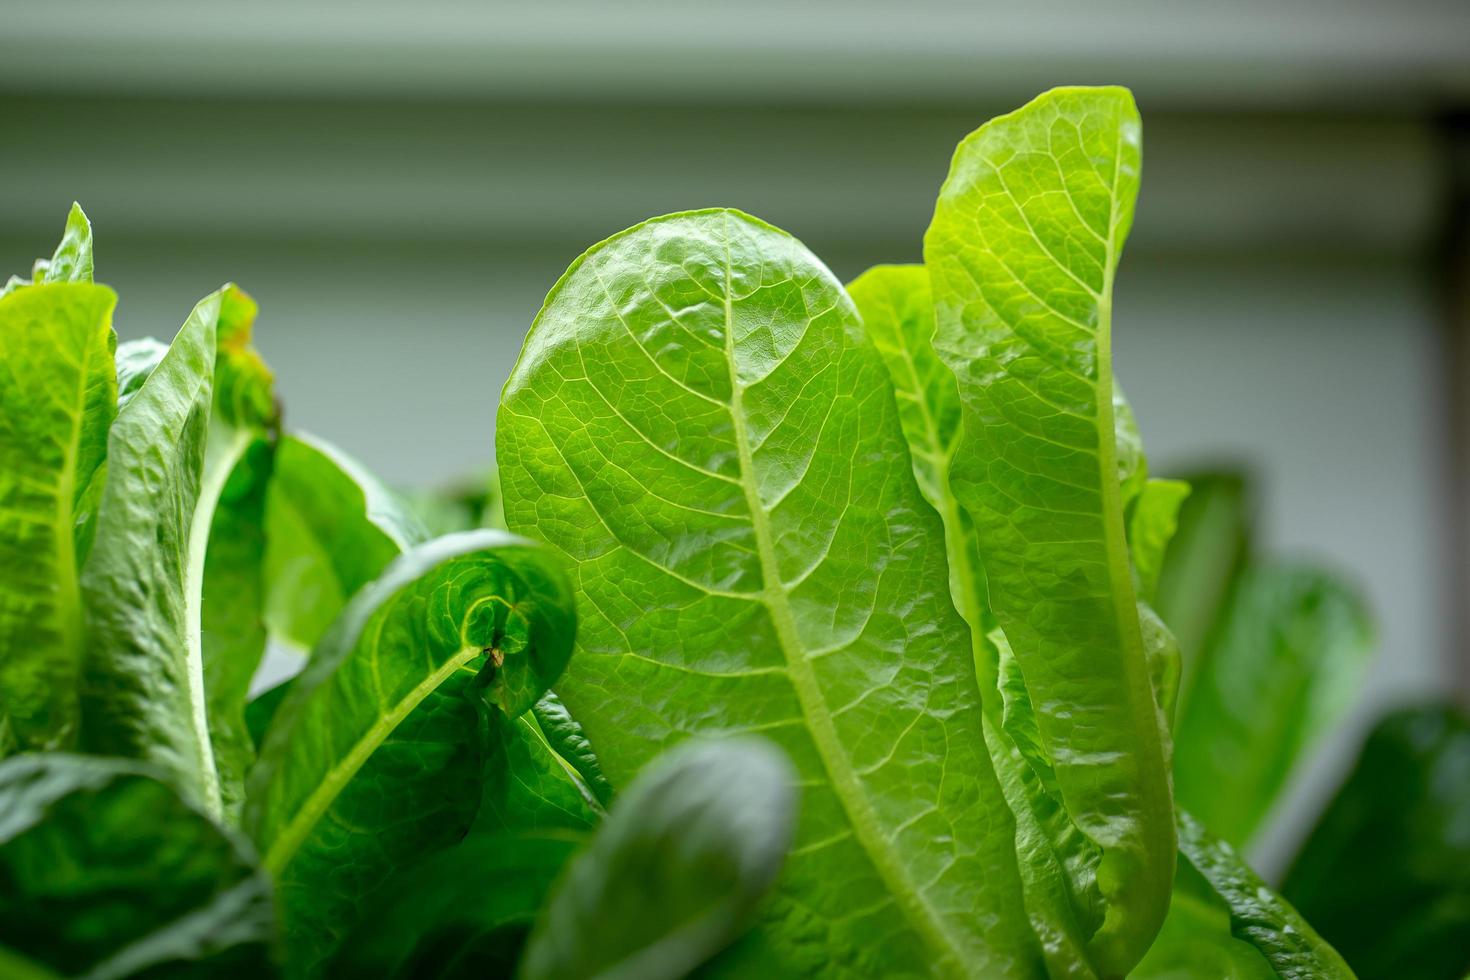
[1128,479,1191,604]
[1153,472,1251,710]
[924,85,1173,972]
[0,283,117,752]
[1284,705,1470,980]
[114,336,169,411]
[2,202,94,296]
[850,264,1099,977]
[79,289,224,816]
[1173,565,1373,847]
[325,835,578,979]
[520,737,797,980]
[1174,810,1354,978]
[0,753,276,978]
[264,432,426,651]
[499,209,1046,977]
[244,529,576,970]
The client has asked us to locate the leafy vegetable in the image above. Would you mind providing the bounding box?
[0,753,275,978]
[923,85,1175,972]
[245,529,576,969]
[264,432,426,651]
[520,737,797,980]
[1172,566,1372,847]
[1284,705,1470,980]
[78,289,223,817]
[500,208,1045,976]
[0,281,116,753]
[1,202,94,297]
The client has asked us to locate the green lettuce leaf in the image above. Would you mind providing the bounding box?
[0,753,276,979]
[1153,472,1251,709]
[1168,810,1354,978]
[264,433,426,651]
[1173,565,1373,847]
[499,208,1046,977]
[324,835,578,979]
[0,283,117,752]
[923,85,1175,973]
[244,529,576,970]
[519,737,796,980]
[1284,705,1470,980]
[849,264,1099,977]
[1128,479,1192,605]
[198,286,280,821]
[78,289,224,817]
[2,202,94,297]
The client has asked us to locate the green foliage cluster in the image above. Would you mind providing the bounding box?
[0,86,1462,979]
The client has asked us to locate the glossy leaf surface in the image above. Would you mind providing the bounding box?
[0,283,117,752]
[924,85,1173,972]
[500,209,1044,977]
[520,738,796,980]
[2,202,94,296]
[1284,705,1470,980]
[245,529,576,969]
[1174,810,1353,978]
[79,289,223,816]
[0,753,275,979]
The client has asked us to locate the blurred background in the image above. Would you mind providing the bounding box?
[3,0,1468,877]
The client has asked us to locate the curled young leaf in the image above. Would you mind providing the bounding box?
[244,529,576,970]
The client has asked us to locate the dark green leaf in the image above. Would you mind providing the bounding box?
[0,753,276,979]
[244,529,576,970]
[1284,705,1470,980]
[1173,565,1373,847]
[1174,810,1354,978]
[500,209,1045,976]
[1153,472,1252,707]
[325,836,577,980]
[79,289,223,817]
[923,85,1174,972]
[0,283,117,752]
[264,433,426,651]
[520,737,797,980]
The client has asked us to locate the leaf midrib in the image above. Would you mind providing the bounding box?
[718,225,968,976]
[261,643,482,873]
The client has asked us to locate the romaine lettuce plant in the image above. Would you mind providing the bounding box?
[0,85,1378,979]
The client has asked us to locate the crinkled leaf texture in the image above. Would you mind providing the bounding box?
[520,737,797,980]
[0,282,117,753]
[244,529,576,972]
[1173,565,1373,848]
[0,753,276,979]
[1284,705,1470,980]
[499,208,1046,977]
[1134,811,1354,979]
[923,85,1175,973]
[79,289,224,817]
